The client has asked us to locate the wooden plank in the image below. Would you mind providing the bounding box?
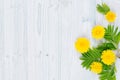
[3,0,29,80]
[0,0,4,80]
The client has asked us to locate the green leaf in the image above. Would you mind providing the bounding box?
[80,48,102,69]
[99,64,116,80]
[97,3,110,15]
[104,24,120,46]
[97,42,117,51]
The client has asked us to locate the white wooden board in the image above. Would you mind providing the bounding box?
[0,0,120,80]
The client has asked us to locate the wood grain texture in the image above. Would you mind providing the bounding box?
[0,0,120,80]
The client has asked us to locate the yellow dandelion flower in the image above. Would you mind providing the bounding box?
[92,25,105,40]
[105,11,116,22]
[75,38,90,53]
[90,62,102,74]
[101,50,116,65]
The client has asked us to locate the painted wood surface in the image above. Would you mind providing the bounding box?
[0,0,120,80]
